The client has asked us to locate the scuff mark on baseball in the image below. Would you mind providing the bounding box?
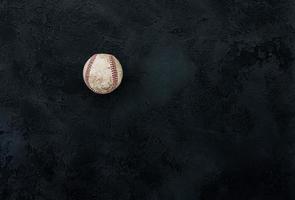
[83,53,123,94]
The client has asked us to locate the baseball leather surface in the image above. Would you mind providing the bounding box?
[83,53,123,94]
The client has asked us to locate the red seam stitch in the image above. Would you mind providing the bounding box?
[109,55,118,89]
[85,54,97,93]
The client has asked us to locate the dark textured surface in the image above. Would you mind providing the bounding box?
[0,0,295,199]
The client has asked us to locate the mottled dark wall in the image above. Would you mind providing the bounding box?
[0,0,295,199]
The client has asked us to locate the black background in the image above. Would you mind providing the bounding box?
[0,0,295,199]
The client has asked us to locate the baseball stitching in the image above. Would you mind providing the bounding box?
[85,54,119,94]
[85,54,97,93]
[109,55,118,89]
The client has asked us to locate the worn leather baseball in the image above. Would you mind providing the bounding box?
[83,53,123,94]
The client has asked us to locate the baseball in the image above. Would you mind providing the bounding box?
[83,53,123,94]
